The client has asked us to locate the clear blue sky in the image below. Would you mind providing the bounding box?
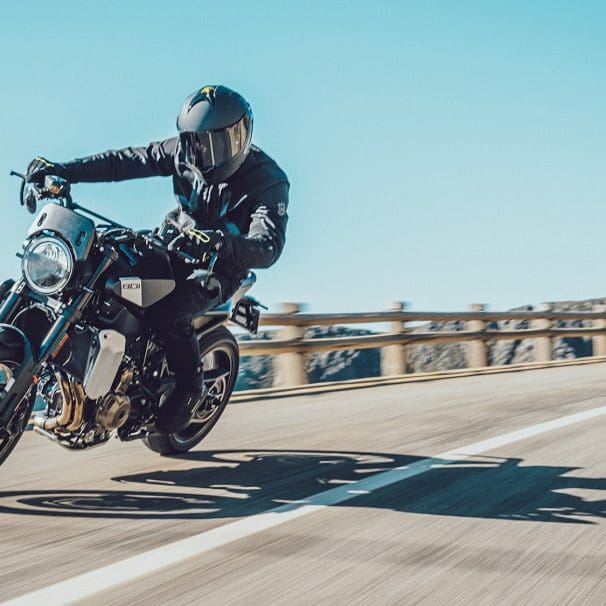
[1,1,604,313]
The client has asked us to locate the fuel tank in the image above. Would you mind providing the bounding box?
[106,245,176,308]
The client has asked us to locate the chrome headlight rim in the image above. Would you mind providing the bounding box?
[22,236,74,295]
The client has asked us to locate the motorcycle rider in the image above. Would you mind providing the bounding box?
[25,85,289,433]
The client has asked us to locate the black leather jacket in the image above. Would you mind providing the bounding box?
[58,141,289,279]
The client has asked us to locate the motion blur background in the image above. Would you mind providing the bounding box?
[0,0,604,312]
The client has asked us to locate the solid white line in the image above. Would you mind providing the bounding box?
[4,404,606,606]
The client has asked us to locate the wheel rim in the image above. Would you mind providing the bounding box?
[172,344,234,446]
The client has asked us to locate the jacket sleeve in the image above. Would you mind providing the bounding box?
[225,182,289,270]
[61,137,177,183]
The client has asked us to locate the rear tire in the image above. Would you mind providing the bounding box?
[143,326,239,455]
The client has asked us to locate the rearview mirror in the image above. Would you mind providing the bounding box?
[22,182,38,214]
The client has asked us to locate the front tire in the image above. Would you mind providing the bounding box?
[143,326,239,455]
[0,357,35,468]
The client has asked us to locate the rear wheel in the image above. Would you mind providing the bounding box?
[0,358,35,467]
[143,327,239,455]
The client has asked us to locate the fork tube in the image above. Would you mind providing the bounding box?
[38,248,117,363]
[0,281,29,324]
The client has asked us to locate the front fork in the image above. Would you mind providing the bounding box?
[0,247,118,426]
[0,279,28,325]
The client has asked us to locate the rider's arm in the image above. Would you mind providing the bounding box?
[60,138,177,183]
[224,181,290,270]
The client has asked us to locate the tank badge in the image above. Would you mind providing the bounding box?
[119,277,143,307]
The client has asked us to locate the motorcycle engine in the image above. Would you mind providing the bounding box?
[34,365,135,448]
[96,395,131,430]
[95,366,133,431]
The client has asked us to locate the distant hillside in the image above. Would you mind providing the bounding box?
[235,298,605,390]
[236,326,380,391]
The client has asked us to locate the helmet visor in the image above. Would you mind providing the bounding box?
[179,114,251,172]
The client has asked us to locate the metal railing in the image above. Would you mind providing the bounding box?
[238,302,606,387]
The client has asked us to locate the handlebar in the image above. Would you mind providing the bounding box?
[10,170,130,228]
[141,230,220,286]
[138,231,221,283]
[100,228,218,284]
[10,171,219,287]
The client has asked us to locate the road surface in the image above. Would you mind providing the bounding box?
[0,362,605,605]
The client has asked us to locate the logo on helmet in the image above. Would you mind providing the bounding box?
[188,86,217,111]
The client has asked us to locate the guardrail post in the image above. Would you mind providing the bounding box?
[532,303,552,362]
[466,303,487,368]
[380,301,408,376]
[273,302,307,387]
[592,303,606,356]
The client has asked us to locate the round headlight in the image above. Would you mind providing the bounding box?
[22,236,74,295]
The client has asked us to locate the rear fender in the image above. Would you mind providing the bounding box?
[0,325,36,425]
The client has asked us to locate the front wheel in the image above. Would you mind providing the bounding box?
[143,326,239,455]
[0,358,35,467]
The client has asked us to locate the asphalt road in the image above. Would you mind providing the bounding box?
[0,363,605,605]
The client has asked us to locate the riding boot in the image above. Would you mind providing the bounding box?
[155,335,208,433]
[156,372,208,433]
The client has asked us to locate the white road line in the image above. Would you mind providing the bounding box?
[4,404,606,606]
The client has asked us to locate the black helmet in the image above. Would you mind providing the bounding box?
[176,85,253,185]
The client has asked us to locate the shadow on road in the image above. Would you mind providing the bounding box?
[0,449,603,523]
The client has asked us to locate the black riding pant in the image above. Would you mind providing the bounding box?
[146,273,234,385]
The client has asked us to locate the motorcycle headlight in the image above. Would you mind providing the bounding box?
[22,236,74,295]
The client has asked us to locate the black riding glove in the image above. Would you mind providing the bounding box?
[25,157,66,184]
[168,228,225,266]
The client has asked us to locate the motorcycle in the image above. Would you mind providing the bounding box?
[0,172,264,467]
